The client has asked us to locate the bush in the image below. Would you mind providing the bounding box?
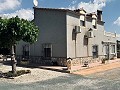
[101,58,108,64]
[3,70,31,78]
[20,60,29,65]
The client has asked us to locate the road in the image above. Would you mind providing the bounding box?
[0,68,120,90]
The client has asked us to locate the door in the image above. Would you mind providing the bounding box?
[92,45,98,58]
[105,45,109,59]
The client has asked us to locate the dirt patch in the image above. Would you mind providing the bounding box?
[73,61,120,75]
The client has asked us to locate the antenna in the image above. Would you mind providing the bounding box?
[33,0,38,7]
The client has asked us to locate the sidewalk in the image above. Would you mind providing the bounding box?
[1,58,119,75]
[72,59,120,75]
[36,59,120,74]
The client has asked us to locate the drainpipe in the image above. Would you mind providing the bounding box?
[75,34,77,58]
[87,38,89,57]
[108,43,110,60]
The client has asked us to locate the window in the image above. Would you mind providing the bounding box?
[80,20,85,26]
[84,36,88,45]
[105,45,109,55]
[80,15,85,26]
[23,44,30,57]
[44,48,51,58]
[93,25,97,29]
[111,45,115,53]
[92,45,98,58]
[42,43,52,59]
[92,19,97,29]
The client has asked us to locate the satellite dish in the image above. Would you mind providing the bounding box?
[33,0,38,7]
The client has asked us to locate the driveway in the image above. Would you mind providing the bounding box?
[0,68,120,90]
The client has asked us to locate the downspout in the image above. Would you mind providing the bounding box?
[87,38,89,57]
[75,34,77,58]
[108,43,110,60]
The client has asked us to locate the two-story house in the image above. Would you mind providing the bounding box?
[16,7,117,66]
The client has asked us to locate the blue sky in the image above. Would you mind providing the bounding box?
[0,0,120,34]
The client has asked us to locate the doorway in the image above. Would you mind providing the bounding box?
[92,45,98,58]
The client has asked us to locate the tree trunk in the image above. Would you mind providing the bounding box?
[11,45,17,74]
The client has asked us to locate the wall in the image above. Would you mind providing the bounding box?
[16,8,67,58]
[66,13,87,58]
[66,12,117,60]
[16,8,117,67]
[33,8,67,57]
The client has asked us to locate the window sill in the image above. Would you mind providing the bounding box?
[93,28,97,30]
[80,26,86,28]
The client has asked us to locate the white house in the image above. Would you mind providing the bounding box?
[16,7,117,66]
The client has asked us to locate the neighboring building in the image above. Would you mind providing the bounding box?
[16,7,117,66]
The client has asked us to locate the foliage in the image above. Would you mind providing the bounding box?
[0,16,39,48]
[101,58,108,64]
[20,60,29,65]
[3,70,31,77]
[0,16,39,74]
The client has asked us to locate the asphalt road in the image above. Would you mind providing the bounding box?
[0,68,120,90]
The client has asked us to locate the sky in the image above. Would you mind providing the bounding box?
[0,0,120,34]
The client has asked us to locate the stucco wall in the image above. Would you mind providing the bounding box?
[66,12,79,58]
[16,9,67,57]
[66,12,117,59]
[34,9,67,57]
[16,8,117,61]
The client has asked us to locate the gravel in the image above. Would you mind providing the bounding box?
[0,64,120,90]
[0,64,68,84]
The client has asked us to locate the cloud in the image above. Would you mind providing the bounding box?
[0,0,21,13]
[71,0,77,4]
[67,0,113,13]
[0,0,33,20]
[0,9,34,20]
[77,1,105,13]
[114,17,120,26]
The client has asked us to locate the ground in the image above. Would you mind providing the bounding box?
[0,63,120,90]
[0,68,120,90]
[72,60,120,75]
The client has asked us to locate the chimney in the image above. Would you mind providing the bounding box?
[97,10,102,21]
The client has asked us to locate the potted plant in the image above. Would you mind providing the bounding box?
[101,58,108,64]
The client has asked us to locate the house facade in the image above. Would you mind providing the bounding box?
[16,7,117,66]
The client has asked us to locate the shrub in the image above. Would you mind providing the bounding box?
[4,70,31,78]
[20,60,29,65]
[101,58,108,64]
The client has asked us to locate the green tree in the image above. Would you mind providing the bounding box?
[0,16,39,74]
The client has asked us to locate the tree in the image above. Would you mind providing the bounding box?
[0,16,39,74]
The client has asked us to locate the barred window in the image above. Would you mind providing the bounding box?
[92,45,98,58]
[23,44,30,57]
[111,45,115,53]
